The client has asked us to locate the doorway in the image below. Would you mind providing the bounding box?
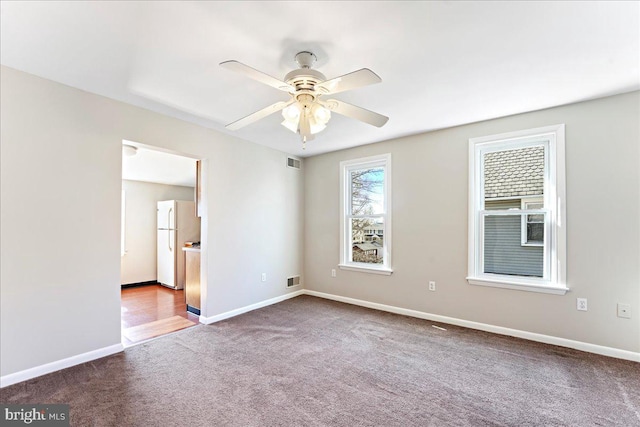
[121,284,198,346]
[120,141,204,346]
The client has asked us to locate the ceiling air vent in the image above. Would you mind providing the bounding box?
[287,157,301,170]
[287,276,301,287]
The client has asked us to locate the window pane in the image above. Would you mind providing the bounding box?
[350,167,384,215]
[527,214,544,223]
[483,213,543,277]
[351,218,384,264]
[524,201,544,244]
[525,201,544,225]
[527,222,544,243]
[483,146,545,202]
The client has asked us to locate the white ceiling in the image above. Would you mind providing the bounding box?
[122,142,197,187]
[1,1,638,158]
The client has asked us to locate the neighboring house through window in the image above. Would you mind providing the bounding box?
[340,154,392,275]
[468,125,567,294]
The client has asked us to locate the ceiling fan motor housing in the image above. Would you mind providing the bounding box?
[294,51,316,68]
[285,68,326,92]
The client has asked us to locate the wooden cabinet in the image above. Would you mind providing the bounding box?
[183,248,201,314]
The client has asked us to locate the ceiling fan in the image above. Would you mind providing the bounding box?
[220,51,388,148]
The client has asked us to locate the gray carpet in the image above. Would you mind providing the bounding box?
[1,295,639,426]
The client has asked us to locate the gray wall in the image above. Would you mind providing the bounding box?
[1,66,304,377]
[304,91,640,353]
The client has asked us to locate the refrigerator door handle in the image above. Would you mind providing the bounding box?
[168,207,174,252]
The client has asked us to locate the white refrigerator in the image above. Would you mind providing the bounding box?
[157,200,201,290]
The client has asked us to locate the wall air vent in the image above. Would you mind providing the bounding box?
[287,276,301,287]
[287,157,301,170]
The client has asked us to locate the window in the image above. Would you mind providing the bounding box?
[340,154,392,275]
[468,125,567,294]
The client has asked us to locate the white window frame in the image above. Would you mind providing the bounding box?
[467,125,567,295]
[521,196,544,247]
[340,153,393,275]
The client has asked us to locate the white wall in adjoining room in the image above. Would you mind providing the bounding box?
[0,65,304,380]
[121,180,195,285]
[304,91,640,354]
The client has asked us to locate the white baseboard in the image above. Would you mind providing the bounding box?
[0,343,124,388]
[3,288,635,389]
[199,290,304,325]
[0,290,303,388]
[303,290,640,363]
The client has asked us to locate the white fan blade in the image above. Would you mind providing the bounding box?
[220,60,294,92]
[320,99,389,128]
[315,69,381,95]
[226,100,294,131]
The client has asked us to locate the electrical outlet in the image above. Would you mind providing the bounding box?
[428,281,436,291]
[617,303,631,319]
[577,298,587,311]
[261,273,266,282]
[331,269,336,278]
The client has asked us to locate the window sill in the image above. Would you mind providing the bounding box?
[339,264,393,276]
[467,276,569,295]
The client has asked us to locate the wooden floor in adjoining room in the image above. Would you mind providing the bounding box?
[121,284,199,347]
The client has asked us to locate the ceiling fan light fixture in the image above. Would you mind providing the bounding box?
[281,102,331,136]
[282,104,300,121]
[309,121,327,135]
[312,104,331,124]
[308,104,330,135]
[281,103,301,133]
[281,117,299,133]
